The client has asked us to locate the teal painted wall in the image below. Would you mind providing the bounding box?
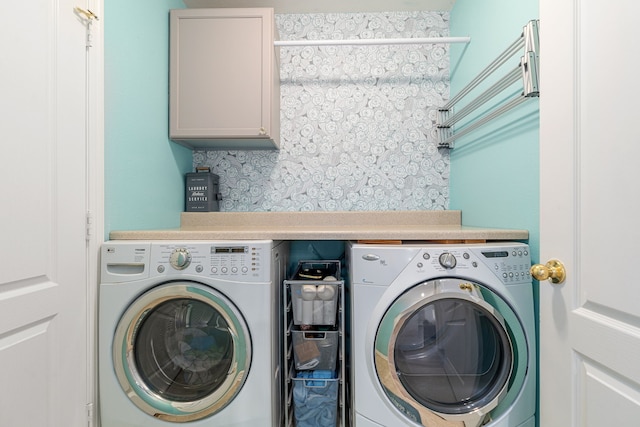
[450,2,539,423]
[104,0,540,250]
[449,0,539,265]
[104,0,191,238]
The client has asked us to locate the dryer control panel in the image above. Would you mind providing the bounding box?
[349,242,532,287]
[472,245,532,284]
[417,245,531,284]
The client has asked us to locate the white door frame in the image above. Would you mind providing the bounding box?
[85,0,105,422]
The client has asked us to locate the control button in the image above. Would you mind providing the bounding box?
[221,267,228,273]
[438,252,457,269]
[422,253,430,260]
[169,248,191,270]
[196,265,203,273]
[503,273,508,278]
[472,261,478,267]
[211,267,218,274]
[417,262,423,269]
[242,266,249,273]
[231,267,238,274]
[463,252,470,259]
[157,265,165,273]
[512,251,517,257]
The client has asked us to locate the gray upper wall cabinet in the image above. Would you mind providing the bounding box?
[169,8,280,150]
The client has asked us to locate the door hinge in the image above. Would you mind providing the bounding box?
[86,402,94,427]
[74,7,99,48]
[85,211,93,241]
[75,7,99,21]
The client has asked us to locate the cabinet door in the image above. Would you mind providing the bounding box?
[170,8,279,149]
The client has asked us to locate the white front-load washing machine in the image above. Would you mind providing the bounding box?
[348,242,536,427]
[99,240,289,427]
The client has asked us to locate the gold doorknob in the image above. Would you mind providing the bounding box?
[530,259,566,284]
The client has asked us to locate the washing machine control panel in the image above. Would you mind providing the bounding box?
[149,241,272,282]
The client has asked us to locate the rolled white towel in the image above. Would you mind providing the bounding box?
[300,285,317,325]
[316,284,336,324]
[294,294,303,324]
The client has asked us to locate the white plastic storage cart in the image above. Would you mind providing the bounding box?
[284,261,347,427]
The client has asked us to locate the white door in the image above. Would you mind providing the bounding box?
[0,1,102,426]
[539,0,640,425]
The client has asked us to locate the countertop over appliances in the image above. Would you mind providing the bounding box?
[108,210,528,241]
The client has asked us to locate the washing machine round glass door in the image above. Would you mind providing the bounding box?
[375,278,528,427]
[112,281,251,422]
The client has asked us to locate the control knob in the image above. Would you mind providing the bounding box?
[439,252,457,269]
[170,248,191,270]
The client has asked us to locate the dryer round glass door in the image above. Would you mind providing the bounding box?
[112,281,251,422]
[375,278,528,427]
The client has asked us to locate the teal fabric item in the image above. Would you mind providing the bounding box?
[293,371,338,427]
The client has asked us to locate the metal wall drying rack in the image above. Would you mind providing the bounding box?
[437,20,540,149]
[272,22,538,149]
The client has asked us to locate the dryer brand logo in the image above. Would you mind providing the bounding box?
[387,392,420,424]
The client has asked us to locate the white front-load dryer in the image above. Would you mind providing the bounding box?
[99,240,288,427]
[348,242,536,427]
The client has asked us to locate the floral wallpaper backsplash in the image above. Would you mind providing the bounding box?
[193,11,451,212]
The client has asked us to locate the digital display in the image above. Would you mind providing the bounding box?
[212,246,248,254]
[481,251,509,258]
